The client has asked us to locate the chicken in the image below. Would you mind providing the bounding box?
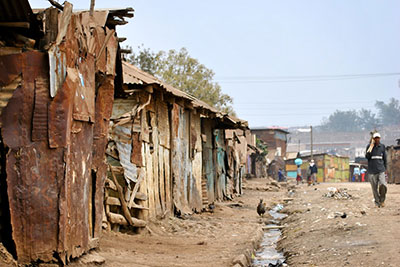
[257,199,266,217]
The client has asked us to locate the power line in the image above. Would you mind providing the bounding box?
[215,72,400,83]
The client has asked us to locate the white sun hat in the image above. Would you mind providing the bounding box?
[373,132,381,138]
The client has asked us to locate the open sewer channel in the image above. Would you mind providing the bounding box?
[252,204,288,267]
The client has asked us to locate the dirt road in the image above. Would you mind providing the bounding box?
[68,179,400,267]
[280,182,400,267]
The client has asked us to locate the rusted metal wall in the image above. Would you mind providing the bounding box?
[214,129,227,200]
[171,103,202,214]
[0,4,119,264]
[201,119,215,205]
[387,145,400,184]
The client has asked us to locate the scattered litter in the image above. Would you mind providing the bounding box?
[324,187,352,200]
[327,212,347,219]
[355,222,367,227]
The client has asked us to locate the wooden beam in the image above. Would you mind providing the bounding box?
[109,164,135,226]
[96,29,115,63]
[117,37,127,43]
[119,48,132,54]
[106,19,128,26]
[48,0,63,10]
[128,169,145,209]
[107,212,146,227]
[0,22,30,29]
[106,196,149,210]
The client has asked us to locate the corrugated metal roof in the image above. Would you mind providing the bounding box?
[0,0,32,22]
[121,60,249,129]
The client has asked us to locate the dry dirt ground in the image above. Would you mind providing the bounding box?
[68,179,400,267]
[3,178,398,266]
[279,181,400,267]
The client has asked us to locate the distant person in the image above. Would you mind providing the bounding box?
[353,166,361,182]
[308,160,318,186]
[278,168,285,182]
[296,165,302,185]
[360,166,367,182]
[365,132,387,208]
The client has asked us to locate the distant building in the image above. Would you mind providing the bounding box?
[250,127,289,179]
[250,127,289,157]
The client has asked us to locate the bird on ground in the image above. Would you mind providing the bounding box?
[257,199,266,217]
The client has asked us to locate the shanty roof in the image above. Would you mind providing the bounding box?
[0,0,32,22]
[0,0,41,37]
[122,60,248,129]
[251,127,289,134]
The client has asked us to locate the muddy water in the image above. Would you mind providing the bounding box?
[252,205,288,267]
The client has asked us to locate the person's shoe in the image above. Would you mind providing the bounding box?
[380,202,385,207]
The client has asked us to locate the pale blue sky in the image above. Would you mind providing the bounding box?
[30,0,400,127]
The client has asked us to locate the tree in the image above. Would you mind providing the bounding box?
[320,110,360,132]
[358,108,379,130]
[128,46,235,115]
[375,98,400,126]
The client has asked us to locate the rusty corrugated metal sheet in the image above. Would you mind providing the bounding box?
[0,1,123,264]
[0,0,32,22]
[387,145,400,184]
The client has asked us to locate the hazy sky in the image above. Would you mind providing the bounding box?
[30,0,400,127]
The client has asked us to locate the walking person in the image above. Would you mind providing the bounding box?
[308,160,318,186]
[353,165,361,182]
[365,132,387,208]
[310,159,318,185]
[296,165,302,185]
[360,166,367,182]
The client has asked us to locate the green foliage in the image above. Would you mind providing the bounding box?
[320,98,399,132]
[375,97,400,126]
[321,110,360,132]
[127,46,235,115]
[256,137,268,157]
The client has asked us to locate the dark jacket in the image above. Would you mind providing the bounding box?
[309,164,317,174]
[365,143,386,174]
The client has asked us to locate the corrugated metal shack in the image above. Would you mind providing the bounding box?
[104,61,248,230]
[0,0,132,264]
[387,142,400,184]
[285,153,349,182]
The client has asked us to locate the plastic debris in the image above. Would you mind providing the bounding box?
[324,187,352,200]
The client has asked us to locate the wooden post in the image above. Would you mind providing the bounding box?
[108,164,135,226]
[310,125,313,160]
[90,0,95,16]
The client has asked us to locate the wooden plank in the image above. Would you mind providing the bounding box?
[105,178,117,191]
[164,148,172,212]
[107,212,146,227]
[135,192,148,201]
[108,164,135,226]
[0,22,30,28]
[152,123,162,216]
[158,145,166,212]
[106,197,149,210]
[145,143,155,218]
[127,169,145,209]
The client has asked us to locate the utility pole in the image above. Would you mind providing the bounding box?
[90,0,95,16]
[310,125,313,160]
[298,139,300,153]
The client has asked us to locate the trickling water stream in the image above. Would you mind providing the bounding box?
[252,204,288,267]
